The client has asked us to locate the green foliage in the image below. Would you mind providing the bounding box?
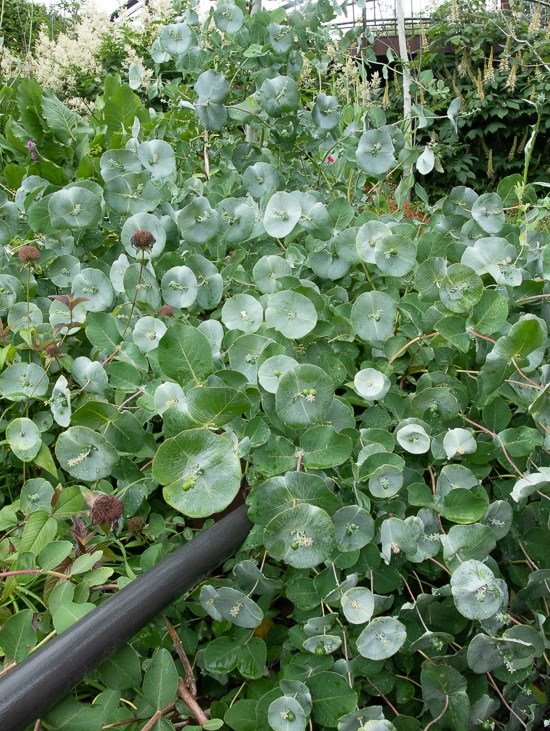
[0,2,550,730]
[0,0,72,53]
[403,0,550,190]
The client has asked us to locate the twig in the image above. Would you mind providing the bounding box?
[203,130,210,180]
[487,672,527,728]
[165,616,197,697]
[468,329,496,344]
[424,695,449,731]
[461,415,526,479]
[178,677,209,727]
[511,357,543,390]
[118,388,145,411]
[139,703,175,731]
[388,332,437,364]
[366,679,399,717]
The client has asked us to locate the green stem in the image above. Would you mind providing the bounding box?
[122,251,145,339]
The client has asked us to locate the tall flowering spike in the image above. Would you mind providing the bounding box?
[18,245,41,264]
[131,229,156,252]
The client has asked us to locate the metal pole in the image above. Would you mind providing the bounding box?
[0,505,252,731]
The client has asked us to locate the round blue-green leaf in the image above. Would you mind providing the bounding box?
[264,503,335,568]
[356,129,396,176]
[49,254,81,288]
[312,93,341,130]
[72,268,113,312]
[243,162,280,199]
[159,23,193,55]
[443,428,477,459]
[355,220,391,264]
[511,468,550,502]
[154,382,185,415]
[214,3,244,33]
[197,100,227,131]
[354,368,390,400]
[268,696,307,731]
[265,290,317,338]
[481,500,513,540]
[351,291,395,344]
[248,471,339,526]
[471,192,505,234]
[260,76,300,117]
[461,236,517,281]
[104,173,162,215]
[71,357,110,397]
[133,316,167,353]
[374,234,416,277]
[279,681,312,715]
[416,145,435,175]
[194,69,230,104]
[100,149,142,181]
[275,364,334,429]
[439,263,483,313]
[51,375,71,427]
[137,140,176,180]
[267,22,294,53]
[213,587,263,628]
[369,465,403,499]
[217,198,256,244]
[187,254,224,310]
[161,266,198,309]
[253,256,292,294]
[0,274,23,313]
[450,559,506,620]
[258,355,299,393]
[263,192,301,239]
[228,334,272,384]
[308,251,350,281]
[152,429,241,518]
[341,587,375,624]
[128,62,143,89]
[303,634,342,655]
[21,478,55,514]
[200,585,223,621]
[333,505,374,552]
[56,426,118,481]
[222,293,263,334]
[177,197,220,245]
[396,423,431,454]
[357,617,407,660]
[121,212,166,260]
[123,264,161,310]
[6,417,42,462]
[7,302,43,333]
[0,362,49,402]
[48,187,102,230]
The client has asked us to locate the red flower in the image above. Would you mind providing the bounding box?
[327,155,335,163]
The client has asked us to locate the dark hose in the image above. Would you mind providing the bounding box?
[0,504,252,731]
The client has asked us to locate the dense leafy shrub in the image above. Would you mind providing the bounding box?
[398,0,550,190]
[0,1,549,730]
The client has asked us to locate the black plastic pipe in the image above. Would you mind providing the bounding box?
[0,504,252,731]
